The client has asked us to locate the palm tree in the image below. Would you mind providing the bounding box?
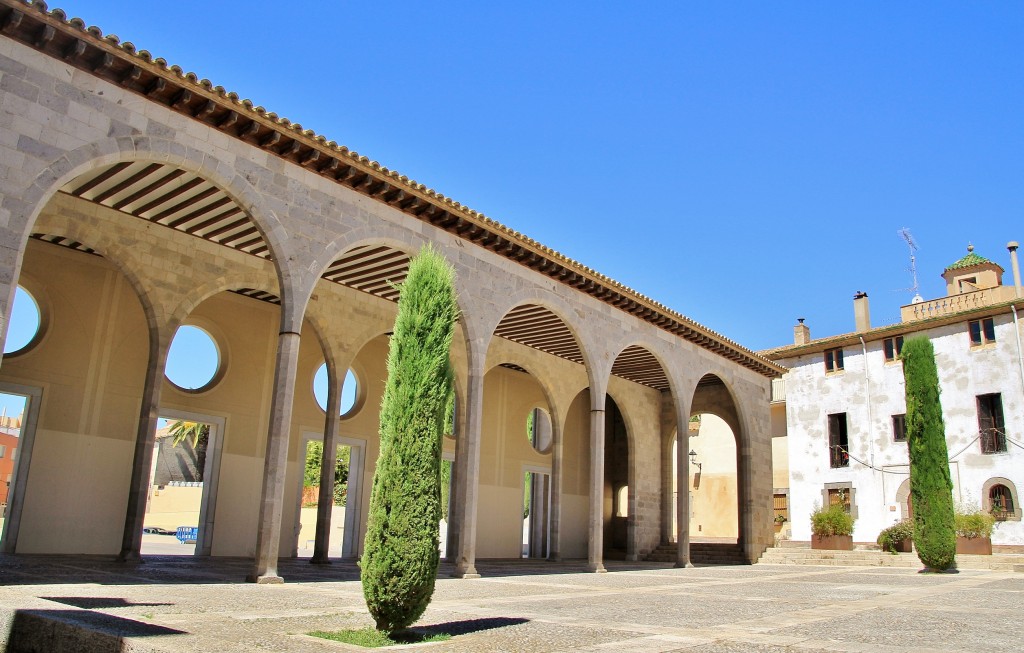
[167,420,209,481]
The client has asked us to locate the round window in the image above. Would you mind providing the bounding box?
[314,363,359,417]
[527,407,552,453]
[165,325,220,391]
[4,286,41,355]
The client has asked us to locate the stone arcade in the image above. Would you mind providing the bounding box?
[0,1,782,582]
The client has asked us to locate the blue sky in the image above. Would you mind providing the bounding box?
[14,2,1024,359]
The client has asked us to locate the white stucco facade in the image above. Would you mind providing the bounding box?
[770,260,1024,547]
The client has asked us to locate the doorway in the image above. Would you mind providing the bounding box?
[522,466,551,558]
[294,433,365,559]
[0,384,41,554]
[141,410,223,556]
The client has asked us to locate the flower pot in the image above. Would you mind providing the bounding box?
[956,536,992,555]
[891,538,912,553]
[811,534,853,550]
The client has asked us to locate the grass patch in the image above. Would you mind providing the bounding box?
[309,627,451,648]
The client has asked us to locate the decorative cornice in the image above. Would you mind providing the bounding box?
[0,0,784,378]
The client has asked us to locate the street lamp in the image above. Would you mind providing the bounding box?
[688,449,701,472]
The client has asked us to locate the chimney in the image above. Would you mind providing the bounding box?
[1008,241,1022,298]
[794,318,810,345]
[854,291,871,332]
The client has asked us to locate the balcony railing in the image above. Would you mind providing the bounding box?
[980,429,1008,454]
[901,286,1017,322]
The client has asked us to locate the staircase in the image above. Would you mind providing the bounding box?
[758,545,1024,571]
[645,542,749,565]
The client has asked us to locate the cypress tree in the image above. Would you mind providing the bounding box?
[361,245,458,634]
[902,336,956,571]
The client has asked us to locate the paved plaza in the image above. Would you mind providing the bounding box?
[0,555,1020,652]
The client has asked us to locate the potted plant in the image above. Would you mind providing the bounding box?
[810,503,855,550]
[774,513,787,533]
[954,507,995,555]
[877,519,913,554]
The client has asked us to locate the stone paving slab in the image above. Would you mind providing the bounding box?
[0,555,1020,652]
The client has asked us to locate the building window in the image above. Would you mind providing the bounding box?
[983,478,1021,522]
[827,488,852,513]
[989,485,1014,521]
[977,393,1006,454]
[828,413,849,468]
[892,414,907,442]
[824,347,844,373]
[968,318,996,346]
[883,336,904,362]
[821,482,858,519]
[773,492,789,523]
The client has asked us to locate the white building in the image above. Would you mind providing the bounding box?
[765,244,1024,547]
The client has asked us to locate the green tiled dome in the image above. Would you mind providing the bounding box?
[944,245,995,272]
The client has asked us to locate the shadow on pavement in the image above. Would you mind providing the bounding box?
[5,609,184,653]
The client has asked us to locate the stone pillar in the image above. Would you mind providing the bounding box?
[675,413,693,568]
[118,332,169,562]
[248,330,302,583]
[588,404,607,573]
[452,364,484,578]
[548,418,563,561]
[311,357,342,565]
[444,379,466,562]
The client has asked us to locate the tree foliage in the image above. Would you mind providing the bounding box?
[168,420,208,482]
[361,245,458,634]
[902,337,956,570]
[303,442,350,506]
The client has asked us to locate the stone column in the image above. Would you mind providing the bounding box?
[548,418,563,561]
[444,379,465,561]
[311,358,342,565]
[452,365,484,578]
[248,330,302,583]
[118,331,169,562]
[588,404,607,573]
[675,415,693,568]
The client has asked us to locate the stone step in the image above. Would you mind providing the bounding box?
[645,543,749,565]
[757,546,1024,571]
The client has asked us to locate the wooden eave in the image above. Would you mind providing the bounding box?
[0,0,783,378]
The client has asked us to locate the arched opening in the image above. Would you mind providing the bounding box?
[682,413,738,540]
[480,302,589,561]
[1,157,283,557]
[609,344,674,560]
[683,373,748,564]
[290,333,390,561]
[895,478,913,521]
[0,235,151,554]
[603,394,629,559]
[982,477,1021,522]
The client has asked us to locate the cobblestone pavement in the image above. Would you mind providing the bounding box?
[0,555,1020,652]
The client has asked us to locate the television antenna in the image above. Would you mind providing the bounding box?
[898,228,922,302]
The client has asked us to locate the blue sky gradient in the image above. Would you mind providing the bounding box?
[5,2,1023,381]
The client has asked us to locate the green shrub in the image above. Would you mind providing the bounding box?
[954,510,995,539]
[810,503,854,537]
[877,519,914,553]
[360,246,459,634]
[902,337,956,571]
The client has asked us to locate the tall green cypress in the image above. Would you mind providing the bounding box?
[902,337,956,571]
[361,245,458,634]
